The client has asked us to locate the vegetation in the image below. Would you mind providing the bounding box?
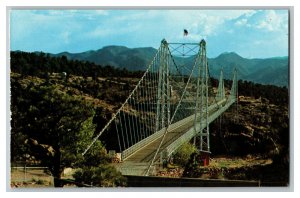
[237,80,288,105]
[208,52,288,87]
[52,46,157,71]
[11,51,144,78]
[223,79,288,106]
[11,76,112,187]
[10,50,289,186]
[173,142,197,167]
[73,165,126,187]
[10,51,138,187]
[178,70,289,184]
[183,92,289,184]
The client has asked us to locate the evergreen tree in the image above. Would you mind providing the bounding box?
[11,79,108,187]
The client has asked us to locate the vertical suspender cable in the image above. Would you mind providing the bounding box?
[121,110,130,148]
[82,46,161,155]
[114,119,122,152]
[145,44,201,176]
[126,101,134,145]
[144,74,152,137]
[118,114,126,151]
[129,97,137,144]
[133,96,141,142]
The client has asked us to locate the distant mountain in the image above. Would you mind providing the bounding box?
[53,46,157,71]
[50,46,288,87]
[244,63,288,87]
[207,52,289,87]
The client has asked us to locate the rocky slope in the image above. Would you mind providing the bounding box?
[181,95,289,185]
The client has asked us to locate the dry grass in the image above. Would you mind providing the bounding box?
[209,156,272,169]
[10,168,54,188]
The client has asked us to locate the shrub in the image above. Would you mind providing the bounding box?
[173,142,197,167]
[73,165,127,187]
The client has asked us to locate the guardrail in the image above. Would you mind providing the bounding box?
[164,99,236,156]
[122,113,196,160]
[122,98,233,161]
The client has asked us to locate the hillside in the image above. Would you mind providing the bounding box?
[53,46,157,71]
[208,52,288,87]
[10,52,289,186]
[244,63,288,87]
[47,47,289,87]
[11,71,289,186]
[182,95,289,185]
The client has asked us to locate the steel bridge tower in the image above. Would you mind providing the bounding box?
[155,39,171,132]
[194,39,211,153]
[155,39,215,154]
[83,38,238,176]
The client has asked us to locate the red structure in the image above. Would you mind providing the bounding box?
[198,151,210,166]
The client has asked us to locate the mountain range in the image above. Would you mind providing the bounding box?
[51,45,289,87]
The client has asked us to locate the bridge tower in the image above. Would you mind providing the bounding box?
[82,38,239,176]
[155,39,171,132]
[194,39,211,152]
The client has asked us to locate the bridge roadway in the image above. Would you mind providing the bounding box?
[115,98,236,175]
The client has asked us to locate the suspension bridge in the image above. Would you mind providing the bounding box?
[82,39,238,176]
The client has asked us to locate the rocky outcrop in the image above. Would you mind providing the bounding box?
[210,96,288,156]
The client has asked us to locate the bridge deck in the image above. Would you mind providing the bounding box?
[116,98,235,175]
[125,99,232,163]
[125,118,194,163]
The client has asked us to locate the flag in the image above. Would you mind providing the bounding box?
[184,29,188,36]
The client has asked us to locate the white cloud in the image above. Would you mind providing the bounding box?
[235,18,248,26]
[10,10,84,51]
[10,9,288,58]
[255,10,288,32]
[205,10,256,20]
[164,10,259,42]
[233,10,261,28]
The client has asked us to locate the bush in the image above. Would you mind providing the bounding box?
[36,179,46,185]
[173,142,197,167]
[73,165,127,187]
[31,178,46,185]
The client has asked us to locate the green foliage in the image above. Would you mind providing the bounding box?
[173,143,197,167]
[10,76,111,186]
[222,79,288,106]
[73,165,127,187]
[238,80,288,105]
[10,51,143,78]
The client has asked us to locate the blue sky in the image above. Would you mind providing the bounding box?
[10,9,289,58]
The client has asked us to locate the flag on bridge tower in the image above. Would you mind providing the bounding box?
[184,29,188,36]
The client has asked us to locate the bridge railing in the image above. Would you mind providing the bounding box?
[164,98,235,157]
[122,97,229,161]
[122,110,198,160]
[121,99,230,160]
[121,127,166,160]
